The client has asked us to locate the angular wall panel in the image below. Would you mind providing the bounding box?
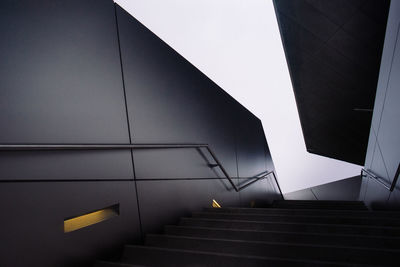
[0,0,129,143]
[0,181,141,267]
[236,108,269,178]
[235,107,278,205]
[375,41,400,183]
[0,150,133,181]
[274,0,390,165]
[0,0,133,182]
[363,0,400,208]
[115,5,238,179]
[0,2,280,267]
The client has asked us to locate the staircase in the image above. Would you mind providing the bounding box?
[95,200,400,266]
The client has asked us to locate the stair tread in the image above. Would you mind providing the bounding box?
[145,234,398,265]
[271,200,369,210]
[95,261,146,267]
[180,217,400,236]
[192,211,400,222]
[204,207,400,217]
[122,245,373,266]
[192,211,400,226]
[147,233,400,252]
[181,217,400,230]
[164,225,400,248]
[271,205,369,210]
[197,211,400,219]
[95,201,399,266]
[272,200,366,204]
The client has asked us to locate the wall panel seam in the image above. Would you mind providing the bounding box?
[114,3,143,239]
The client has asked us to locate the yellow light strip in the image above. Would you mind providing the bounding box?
[64,204,119,233]
[212,199,221,208]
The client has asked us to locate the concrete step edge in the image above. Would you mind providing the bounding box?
[146,234,400,253]
[95,261,145,267]
[165,225,400,240]
[122,245,365,266]
[272,200,366,204]
[180,217,400,230]
[193,211,400,222]
[203,207,400,216]
[270,207,369,211]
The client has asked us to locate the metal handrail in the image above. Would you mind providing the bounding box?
[0,143,283,197]
[238,170,283,195]
[361,164,400,192]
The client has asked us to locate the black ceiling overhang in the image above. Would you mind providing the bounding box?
[273,0,390,165]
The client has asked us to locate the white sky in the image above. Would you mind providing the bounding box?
[115,0,362,193]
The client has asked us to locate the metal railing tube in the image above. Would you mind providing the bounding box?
[204,146,239,192]
[361,166,399,192]
[0,143,284,196]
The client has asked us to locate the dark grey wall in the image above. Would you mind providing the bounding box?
[361,0,400,209]
[0,0,129,143]
[0,181,141,267]
[235,107,280,206]
[273,0,390,165]
[0,1,141,266]
[116,6,238,179]
[0,1,279,266]
[0,0,132,182]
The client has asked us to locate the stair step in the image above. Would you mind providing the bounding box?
[270,205,369,210]
[95,262,145,267]
[180,217,400,236]
[273,200,366,205]
[271,200,368,210]
[203,207,400,218]
[94,201,400,266]
[121,245,367,267]
[164,225,400,249]
[192,212,400,226]
[145,234,399,266]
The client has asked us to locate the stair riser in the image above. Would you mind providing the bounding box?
[180,218,400,236]
[145,235,398,266]
[122,246,353,267]
[95,262,144,267]
[95,201,400,267]
[165,226,400,249]
[203,208,400,218]
[272,201,366,205]
[192,212,400,226]
[271,205,368,210]
[271,201,368,209]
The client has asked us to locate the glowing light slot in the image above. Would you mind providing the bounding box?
[212,199,221,208]
[64,204,119,233]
